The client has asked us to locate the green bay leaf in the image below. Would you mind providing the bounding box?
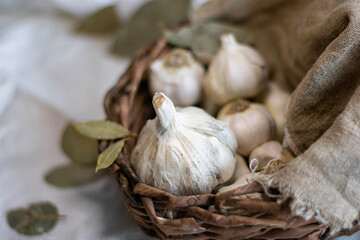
[62,123,98,165]
[77,6,121,34]
[73,120,129,140]
[96,139,125,172]
[45,164,102,188]
[112,0,191,56]
[7,202,60,236]
[166,21,253,61]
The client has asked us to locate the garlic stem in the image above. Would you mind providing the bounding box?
[153,92,177,131]
[220,34,239,52]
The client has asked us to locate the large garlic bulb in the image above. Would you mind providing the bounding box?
[131,92,237,196]
[149,49,204,107]
[204,34,267,105]
[262,82,291,140]
[217,99,276,156]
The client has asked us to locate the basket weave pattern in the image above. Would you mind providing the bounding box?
[101,39,359,240]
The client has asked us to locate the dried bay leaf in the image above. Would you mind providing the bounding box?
[45,164,102,188]
[166,21,253,62]
[112,23,159,57]
[96,139,124,172]
[7,202,60,236]
[77,6,121,34]
[74,120,129,140]
[112,0,191,56]
[61,123,98,165]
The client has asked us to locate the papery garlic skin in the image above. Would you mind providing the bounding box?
[131,92,237,196]
[149,49,204,107]
[218,99,276,156]
[262,82,291,140]
[204,34,267,105]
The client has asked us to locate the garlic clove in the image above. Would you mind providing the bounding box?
[204,33,267,105]
[249,141,282,172]
[260,150,294,175]
[149,49,204,107]
[261,82,291,140]
[131,92,238,196]
[217,99,276,156]
[249,141,295,173]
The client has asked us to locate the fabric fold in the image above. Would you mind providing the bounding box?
[284,0,360,154]
[257,87,360,233]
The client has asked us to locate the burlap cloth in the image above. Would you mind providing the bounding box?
[192,0,360,234]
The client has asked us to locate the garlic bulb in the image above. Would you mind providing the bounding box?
[131,92,237,196]
[201,95,220,117]
[250,141,294,172]
[149,49,204,107]
[217,99,276,156]
[262,82,291,140]
[204,33,267,105]
[249,141,282,171]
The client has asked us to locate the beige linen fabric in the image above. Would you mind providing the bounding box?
[192,0,360,233]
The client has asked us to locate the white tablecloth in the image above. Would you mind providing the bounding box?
[0,1,358,239]
[0,1,153,239]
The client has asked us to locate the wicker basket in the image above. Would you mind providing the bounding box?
[100,38,360,240]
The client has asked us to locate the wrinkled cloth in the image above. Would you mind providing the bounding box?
[192,0,360,234]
